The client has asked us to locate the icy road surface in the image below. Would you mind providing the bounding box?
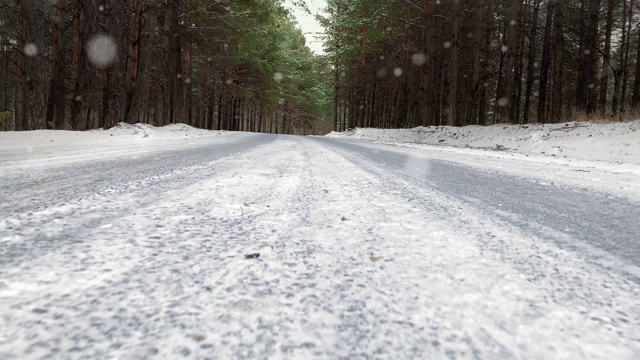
[1,134,639,359]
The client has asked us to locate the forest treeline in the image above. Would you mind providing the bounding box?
[3,0,640,135]
[0,0,333,134]
[321,0,640,131]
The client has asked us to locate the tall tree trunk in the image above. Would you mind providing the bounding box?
[342,93,348,129]
[1,37,10,117]
[0,35,4,116]
[20,0,46,129]
[70,0,99,130]
[576,0,587,110]
[70,0,80,126]
[494,20,507,124]
[101,0,126,129]
[258,103,264,133]
[584,0,600,114]
[333,65,340,131]
[550,0,564,122]
[538,0,553,123]
[185,42,193,125]
[45,0,67,130]
[15,0,27,131]
[503,0,522,123]
[620,0,634,114]
[599,0,614,115]
[205,59,215,130]
[217,93,223,130]
[124,0,146,124]
[447,0,459,126]
[165,0,182,124]
[523,0,541,123]
[478,2,491,125]
[472,0,487,123]
[613,0,628,115]
[632,21,640,109]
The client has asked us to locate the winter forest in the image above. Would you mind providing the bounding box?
[1,0,640,134]
[1,0,332,134]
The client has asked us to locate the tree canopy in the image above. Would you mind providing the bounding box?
[320,0,640,131]
[0,0,333,134]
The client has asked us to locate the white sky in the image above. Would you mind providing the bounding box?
[285,0,327,54]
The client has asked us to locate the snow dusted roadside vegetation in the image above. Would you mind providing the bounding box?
[327,121,640,165]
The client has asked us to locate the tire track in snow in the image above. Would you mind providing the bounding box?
[313,138,640,267]
[0,136,274,265]
[311,137,640,359]
[0,134,270,215]
[1,135,639,359]
[0,136,316,359]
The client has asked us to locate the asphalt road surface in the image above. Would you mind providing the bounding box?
[1,134,639,359]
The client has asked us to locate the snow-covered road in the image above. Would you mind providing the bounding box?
[1,134,639,359]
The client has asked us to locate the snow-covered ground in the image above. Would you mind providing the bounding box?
[1,126,639,359]
[326,121,640,164]
[326,121,640,202]
[0,123,227,169]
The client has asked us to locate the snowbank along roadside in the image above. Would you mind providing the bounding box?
[327,121,640,165]
[0,123,228,168]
